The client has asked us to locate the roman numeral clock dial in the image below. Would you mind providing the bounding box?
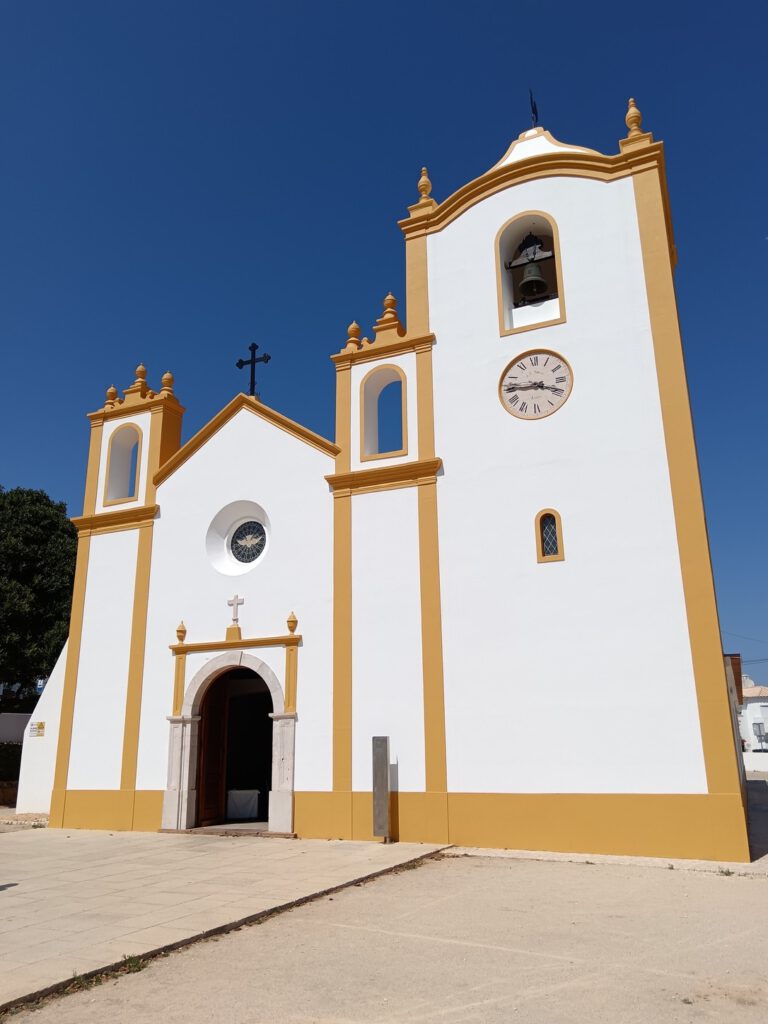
[499,350,573,420]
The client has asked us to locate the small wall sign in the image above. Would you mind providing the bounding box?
[29,721,45,737]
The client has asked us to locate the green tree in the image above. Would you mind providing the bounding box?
[0,487,77,711]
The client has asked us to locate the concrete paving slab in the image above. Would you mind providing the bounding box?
[0,828,443,1008]
[9,854,768,1023]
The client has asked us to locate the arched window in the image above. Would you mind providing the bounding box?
[360,365,407,460]
[496,212,565,334]
[535,509,564,563]
[104,424,142,504]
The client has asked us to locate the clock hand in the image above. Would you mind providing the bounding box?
[505,382,538,392]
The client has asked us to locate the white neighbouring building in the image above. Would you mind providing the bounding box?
[17,100,750,861]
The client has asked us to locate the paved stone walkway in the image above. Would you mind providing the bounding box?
[10,853,768,1023]
[0,829,442,1007]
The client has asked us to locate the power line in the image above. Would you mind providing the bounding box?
[722,630,768,646]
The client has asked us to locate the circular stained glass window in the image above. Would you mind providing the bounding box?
[230,521,266,564]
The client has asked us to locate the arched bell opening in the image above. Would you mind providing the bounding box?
[360,364,408,460]
[497,212,565,334]
[104,423,142,505]
[197,667,273,827]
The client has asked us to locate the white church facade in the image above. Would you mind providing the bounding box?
[18,100,750,861]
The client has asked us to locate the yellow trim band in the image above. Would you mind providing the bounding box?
[170,634,301,656]
[294,791,749,861]
[72,504,159,535]
[326,457,442,495]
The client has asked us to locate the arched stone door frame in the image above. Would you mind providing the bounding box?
[161,651,296,833]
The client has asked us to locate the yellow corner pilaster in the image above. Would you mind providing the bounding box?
[284,644,299,714]
[417,478,448,819]
[332,490,353,802]
[172,652,187,716]
[82,420,104,517]
[119,521,154,798]
[632,165,746,802]
[49,534,92,827]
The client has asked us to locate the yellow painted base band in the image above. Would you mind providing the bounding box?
[49,789,750,862]
[295,791,750,862]
[49,790,164,832]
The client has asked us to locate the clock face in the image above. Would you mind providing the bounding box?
[230,520,266,564]
[499,350,573,420]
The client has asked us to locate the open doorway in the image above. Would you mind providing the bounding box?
[197,668,273,827]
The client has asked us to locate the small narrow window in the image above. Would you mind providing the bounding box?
[497,212,564,334]
[536,509,564,563]
[360,365,407,460]
[105,424,142,504]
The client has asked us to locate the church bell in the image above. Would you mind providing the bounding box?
[519,260,548,299]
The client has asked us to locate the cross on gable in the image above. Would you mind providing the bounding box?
[236,342,271,398]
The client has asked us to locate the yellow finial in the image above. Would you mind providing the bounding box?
[287,612,298,635]
[418,166,432,200]
[341,321,362,352]
[176,620,187,643]
[135,363,147,381]
[161,371,174,393]
[373,292,405,338]
[105,385,118,405]
[625,98,643,138]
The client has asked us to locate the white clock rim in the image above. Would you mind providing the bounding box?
[498,348,574,421]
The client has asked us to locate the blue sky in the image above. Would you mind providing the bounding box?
[1,1,767,677]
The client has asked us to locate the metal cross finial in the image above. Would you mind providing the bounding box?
[236,342,271,398]
[227,594,244,625]
[529,89,539,129]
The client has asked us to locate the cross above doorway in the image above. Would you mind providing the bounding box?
[227,594,244,625]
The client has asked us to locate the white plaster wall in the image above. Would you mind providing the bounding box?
[67,531,138,789]
[135,407,334,792]
[427,174,708,794]
[95,411,152,514]
[351,486,425,791]
[16,643,67,812]
[350,352,417,470]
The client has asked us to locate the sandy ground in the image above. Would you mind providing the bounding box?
[11,853,768,1024]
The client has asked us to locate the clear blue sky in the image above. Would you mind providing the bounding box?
[1,1,767,677]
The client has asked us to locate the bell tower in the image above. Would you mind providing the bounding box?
[49,365,184,830]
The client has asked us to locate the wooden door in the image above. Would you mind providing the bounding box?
[197,682,228,826]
